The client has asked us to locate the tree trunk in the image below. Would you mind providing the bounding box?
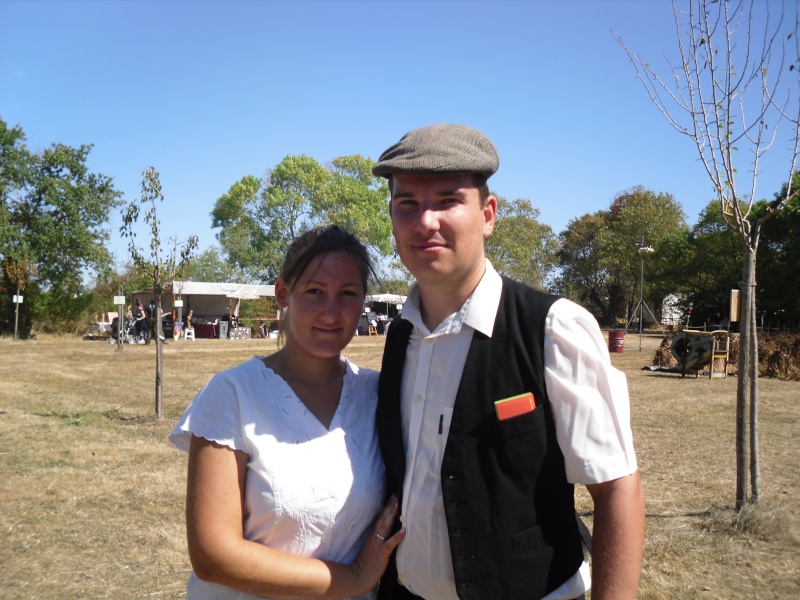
[735,248,756,511]
[749,289,760,503]
[155,295,163,420]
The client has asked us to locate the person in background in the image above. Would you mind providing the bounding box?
[173,311,183,340]
[169,225,405,599]
[146,299,169,344]
[372,124,645,600]
[133,299,147,344]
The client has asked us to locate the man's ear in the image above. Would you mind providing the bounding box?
[275,278,289,309]
[483,195,498,238]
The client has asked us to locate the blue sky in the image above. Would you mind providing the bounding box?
[1,0,796,278]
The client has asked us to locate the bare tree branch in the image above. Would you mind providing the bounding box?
[615,0,799,510]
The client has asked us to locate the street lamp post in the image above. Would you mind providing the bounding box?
[636,244,653,351]
[624,236,662,351]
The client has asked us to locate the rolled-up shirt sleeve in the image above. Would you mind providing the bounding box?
[544,298,638,485]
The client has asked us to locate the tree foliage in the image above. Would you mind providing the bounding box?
[756,174,800,326]
[0,118,121,335]
[182,246,242,283]
[211,154,391,283]
[209,175,264,282]
[681,200,747,317]
[556,186,688,326]
[485,196,558,290]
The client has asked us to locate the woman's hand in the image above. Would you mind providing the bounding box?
[348,496,406,595]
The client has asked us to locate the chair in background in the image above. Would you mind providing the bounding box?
[709,333,730,379]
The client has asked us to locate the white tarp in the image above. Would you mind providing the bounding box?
[661,293,685,326]
[132,280,275,319]
[170,281,275,300]
[366,293,407,305]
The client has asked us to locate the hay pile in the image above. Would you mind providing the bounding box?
[651,332,800,381]
[652,337,679,368]
[759,332,800,381]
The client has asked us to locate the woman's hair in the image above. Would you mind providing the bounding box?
[277,225,376,346]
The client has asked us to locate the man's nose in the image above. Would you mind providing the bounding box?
[416,207,439,231]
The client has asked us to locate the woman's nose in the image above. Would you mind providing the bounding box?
[319,296,341,318]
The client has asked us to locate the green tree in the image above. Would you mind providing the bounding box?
[321,155,393,256]
[183,246,242,283]
[85,262,152,323]
[120,167,197,419]
[556,186,688,326]
[210,175,264,281]
[485,196,558,290]
[756,174,800,327]
[255,155,328,280]
[605,186,689,325]
[0,118,121,335]
[557,211,626,326]
[680,200,746,325]
[212,155,392,284]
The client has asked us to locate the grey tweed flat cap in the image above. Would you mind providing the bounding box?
[372,123,499,179]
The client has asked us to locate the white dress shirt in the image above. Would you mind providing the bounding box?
[395,260,638,600]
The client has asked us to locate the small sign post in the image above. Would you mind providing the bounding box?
[12,290,23,340]
[114,295,126,351]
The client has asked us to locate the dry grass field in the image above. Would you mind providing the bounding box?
[1,333,798,599]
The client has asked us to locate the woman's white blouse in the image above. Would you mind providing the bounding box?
[169,356,385,600]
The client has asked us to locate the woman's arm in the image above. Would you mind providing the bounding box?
[186,435,403,599]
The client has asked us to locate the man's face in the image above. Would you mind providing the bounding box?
[389,173,496,289]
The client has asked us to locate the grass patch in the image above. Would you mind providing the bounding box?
[38,409,85,426]
[1,333,798,598]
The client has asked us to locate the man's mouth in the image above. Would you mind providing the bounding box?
[413,241,446,252]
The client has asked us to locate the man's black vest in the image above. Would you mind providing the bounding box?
[377,277,583,600]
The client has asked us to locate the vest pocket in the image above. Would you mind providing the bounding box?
[483,407,548,484]
[511,524,544,552]
[494,404,543,437]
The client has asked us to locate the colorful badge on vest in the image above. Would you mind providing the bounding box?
[494,392,536,420]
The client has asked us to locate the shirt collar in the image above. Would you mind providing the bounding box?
[401,259,503,338]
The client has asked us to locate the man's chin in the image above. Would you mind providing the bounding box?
[410,265,452,285]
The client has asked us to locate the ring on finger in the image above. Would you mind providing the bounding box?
[376,533,386,541]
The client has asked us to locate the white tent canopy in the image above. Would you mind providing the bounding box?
[365,293,407,320]
[366,293,407,305]
[132,280,275,320]
[170,281,274,300]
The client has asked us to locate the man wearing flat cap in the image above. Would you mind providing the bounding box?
[373,124,645,600]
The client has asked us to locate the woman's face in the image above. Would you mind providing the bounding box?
[276,250,365,360]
